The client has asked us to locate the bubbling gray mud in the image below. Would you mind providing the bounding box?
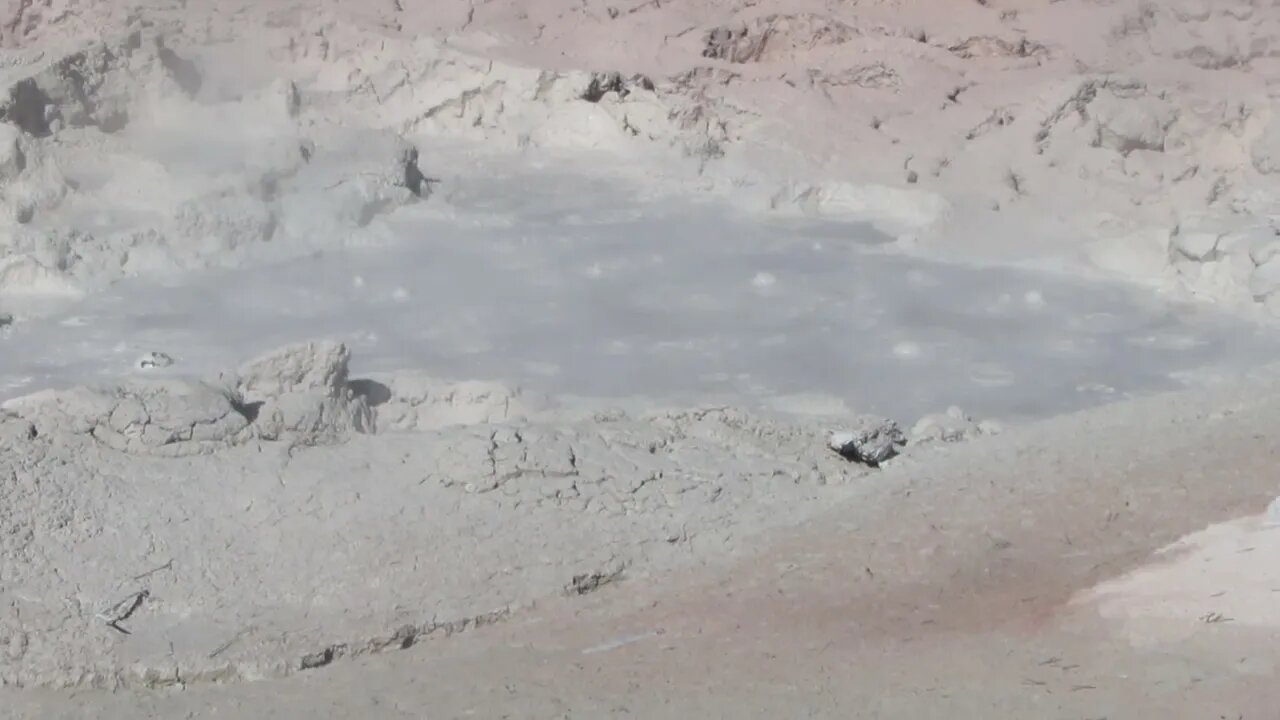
[3,195,1276,422]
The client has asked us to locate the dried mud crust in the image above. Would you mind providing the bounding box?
[5,363,1280,717]
[0,341,921,689]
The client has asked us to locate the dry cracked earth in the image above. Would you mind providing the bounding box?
[6,375,1280,717]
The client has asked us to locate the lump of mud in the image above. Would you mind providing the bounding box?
[1,340,378,453]
[228,340,374,441]
[827,420,905,466]
[911,406,1001,444]
[2,379,250,456]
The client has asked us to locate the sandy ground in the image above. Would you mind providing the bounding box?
[7,375,1280,718]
